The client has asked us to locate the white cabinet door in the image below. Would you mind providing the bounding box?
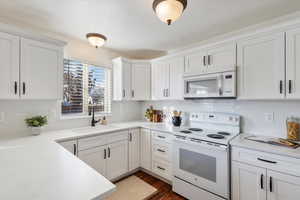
[151,61,169,100]
[232,161,267,200]
[185,50,207,75]
[78,146,107,176]
[128,128,140,171]
[59,140,78,156]
[106,140,128,180]
[286,28,300,99]
[169,57,184,100]
[267,170,300,200]
[122,60,132,100]
[207,42,236,73]
[131,63,151,100]
[20,38,63,99]
[237,32,285,99]
[0,32,20,99]
[140,128,152,171]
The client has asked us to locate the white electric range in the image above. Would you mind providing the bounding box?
[172,112,240,200]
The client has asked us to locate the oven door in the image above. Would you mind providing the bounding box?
[173,139,229,198]
[183,73,223,98]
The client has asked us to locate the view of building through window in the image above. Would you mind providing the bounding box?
[62,59,111,116]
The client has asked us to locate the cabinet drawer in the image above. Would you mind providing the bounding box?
[152,131,173,143]
[232,147,300,176]
[106,131,128,144]
[152,140,172,162]
[152,159,172,181]
[78,135,106,151]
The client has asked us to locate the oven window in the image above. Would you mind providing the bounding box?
[186,79,218,95]
[179,149,216,182]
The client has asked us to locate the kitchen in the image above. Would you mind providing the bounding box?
[1,0,300,200]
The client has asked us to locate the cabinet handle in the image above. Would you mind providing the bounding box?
[269,176,273,192]
[289,80,292,94]
[14,81,18,95]
[108,147,111,158]
[73,144,77,155]
[208,55,211,65]
[104,149,107,159]
[129,133,132,142]
[158,135,166,139]
[157,166,166,171]
[22,82,26,95]
[166,89,169,97]
[132,90,134,98]
[279,80,283,94]
[203,56,206,66]
[257,158,277,164]
[123,89,125,98]
[260,174,264,189]
[157,149,165,153]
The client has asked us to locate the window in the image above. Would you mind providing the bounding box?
[62,59,111,116]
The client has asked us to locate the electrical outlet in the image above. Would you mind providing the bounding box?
[264,112,274,122]
[0,112,5,122]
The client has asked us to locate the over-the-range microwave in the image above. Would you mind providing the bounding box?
[183,71,236,99]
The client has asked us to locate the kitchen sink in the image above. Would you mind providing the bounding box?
[72,125,118,134]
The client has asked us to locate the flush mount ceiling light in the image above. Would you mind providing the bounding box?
[153,0,187,25]
[86,33,107,48]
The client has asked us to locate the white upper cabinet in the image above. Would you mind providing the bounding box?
[20,38,63,99]
[131,63,151,100]
[151,56,184,100]
[185,50,207,75]
[113,57,150,101]
[184,42,236,75]
[169,57,185,100]
[0,32,20,99]
[206,42,236,73]
[286,27,300,99]
[237,32,285,100]
[0,31,64,100]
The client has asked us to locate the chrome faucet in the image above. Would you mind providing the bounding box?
[91,106,100,127]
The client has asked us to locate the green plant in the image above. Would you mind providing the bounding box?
[25,116,48,127]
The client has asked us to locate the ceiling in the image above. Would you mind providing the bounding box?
[0,0,300,58]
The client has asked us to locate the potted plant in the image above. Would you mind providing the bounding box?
[25,116,48,135]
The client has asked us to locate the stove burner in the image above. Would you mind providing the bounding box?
[180,130,192,134]
[188,128,203,132]
[218,132,230,136]
[207,134,225,139]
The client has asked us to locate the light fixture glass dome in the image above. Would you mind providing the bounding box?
[86,33,107,48]
[153,0,187,25]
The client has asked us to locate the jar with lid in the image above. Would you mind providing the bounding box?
[286,116,300,141]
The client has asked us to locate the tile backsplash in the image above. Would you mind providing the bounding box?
[142,100,300,138]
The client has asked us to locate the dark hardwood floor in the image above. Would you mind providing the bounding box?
[134,171,187,200]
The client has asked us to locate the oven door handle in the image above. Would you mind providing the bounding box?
[218,74,223,96]
[174,138,228,152]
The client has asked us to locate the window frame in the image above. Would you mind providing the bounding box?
[59,58,112,120]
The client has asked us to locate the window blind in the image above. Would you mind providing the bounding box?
[62,59,111,116]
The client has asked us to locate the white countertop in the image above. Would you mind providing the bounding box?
[0,121,174,200]
[230,134,300,159]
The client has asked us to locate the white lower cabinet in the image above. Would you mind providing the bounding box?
[79,140,128,181]
[128,128,140,171]
[232,162,266,200]
[59,140,78,156]
[232,147,300,200]
[140,128,152,171]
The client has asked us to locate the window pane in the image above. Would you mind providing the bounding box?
[62,59,84,114]
[87,65,106,113]
[62,59,111,116]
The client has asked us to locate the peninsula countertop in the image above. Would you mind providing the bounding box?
[0,121,176,200]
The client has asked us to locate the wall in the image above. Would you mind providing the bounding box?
[141,100,300,138]
[0,19,142,139]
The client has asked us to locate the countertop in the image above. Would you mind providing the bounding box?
[230,134,300,159]
[0,121,175,200]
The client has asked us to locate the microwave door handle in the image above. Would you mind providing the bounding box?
[218,75,223,96]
